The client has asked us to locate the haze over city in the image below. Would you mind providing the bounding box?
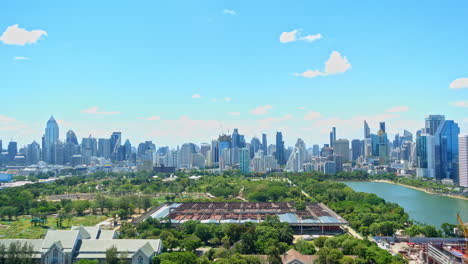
[1,1,468,147]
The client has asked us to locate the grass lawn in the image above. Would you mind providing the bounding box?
[0,215,108,239]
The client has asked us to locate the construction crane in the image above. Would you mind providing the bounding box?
[457,213,468,264]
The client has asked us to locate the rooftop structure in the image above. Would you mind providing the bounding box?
[139,202,348,231]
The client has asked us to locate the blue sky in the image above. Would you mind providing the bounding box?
[1,0,468,147]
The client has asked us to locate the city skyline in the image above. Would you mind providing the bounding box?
[1,1,468,147]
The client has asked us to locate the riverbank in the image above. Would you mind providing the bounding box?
[370,180,468,201]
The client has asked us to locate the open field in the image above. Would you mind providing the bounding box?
[0,215,108,239]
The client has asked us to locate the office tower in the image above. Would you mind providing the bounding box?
[425,115,445,135]
[379,122,386,133]
[53,141,65,165]
[364,120,370,139]
[218,134,231,167]
[239,148,250,173]
[232,129,240,148]
[191,153,206,169]
[7,141,17,161]
[458,135,468,187]
[200,143,211,159]
[370,134,379,156]
[27,141,41,165]
[329,127,336,147]
[403,130,413,142]
[123,139,132,160]
[363,138,372,157]
[333,155,344,172]
[275,132,286,165]
[333,139,350,162]
[220,148,231,170]
[44,116,59,163]
[110,132,122,161]
[239,135,246,148]
[377,127,389,165]
[97,138,111,159]
[261,134,268,154]
[312,144,320,156]
[286,138,307,172]
[66,130,79,145]
[179,143,196,169]
[323,161,336,174]
[231,147,240,166]
[351,139,363,161]
[81,136,97,164]
[321,146,333,157]
[211,140,219,164]
[416,134,435,178]
[250,137,261,159]
[434,120,460,183]
[0,139,3,153]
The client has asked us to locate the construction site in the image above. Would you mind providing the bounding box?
[135,202,349,234]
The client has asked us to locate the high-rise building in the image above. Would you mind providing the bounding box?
[179,143,196,169]
[44,116,59,163]
[416,134,435,178]
[425,115,446,136]
[250,137,261,159]
[364,120,370,139]
[275,132,286,165]
[261,134,268,155]
[211,140,219,164]
[110,132,122,161]
[458,135,468,187]
[286,138,307,172]
[379,122,386,133]
[239,148,250,173]
[98,138,111,159]
[191,153,206,169]
[27,141,41,165]
[351,139,363,161]
[7,141,17,161]
[434,120,460,183]
[333,139,350,162]
[218,134,231,167]
[123,139,132,160]
[330,127,336,147]
[232,129,240,148]
[66,130,78,145]
[200,143,211,159]
[312,144,320,156]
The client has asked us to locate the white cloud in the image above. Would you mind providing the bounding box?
[453,101,468,108]
[147,115,161,121]
[0,24,47,46]
[222,9,237,15]
[0,115,16,123]
[192,94,201,99]
[250,105,273,115]
[82,106,120,115]
[304,111,322,120]
[294,51,351,78]
[280,30,299,43]
[228,112,240,116]
[280,29,322,43]
[14,56,29,60]
[387,106,409,113]
[302,33,322,42]
[298,106,306,110]
[211,98,218,102]
[224,97,232,102]
[450,78,468,89]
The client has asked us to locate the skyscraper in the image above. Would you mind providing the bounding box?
[275,132,285,165]
[44,116,59,163]
[416,134,435,178]
[379,122,386,133]
[232,129,240,148]
[351,139,363,161]
[110,132,122,161]
[434,120,460,183]
[425,115,445,136]
[261,134,268,155]
[66,130,78,145]
[334,139,350,162]
[330,127,336,147]
[250,137,261,159]
[98,138,111,159]
[458,135,468,187]
[364,120,370,139]
[179,143,196,169]
[239,148,250,173]
[7,141,17,161]
[27,141,41,165]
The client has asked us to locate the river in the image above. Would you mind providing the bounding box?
[343,181,468,227]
